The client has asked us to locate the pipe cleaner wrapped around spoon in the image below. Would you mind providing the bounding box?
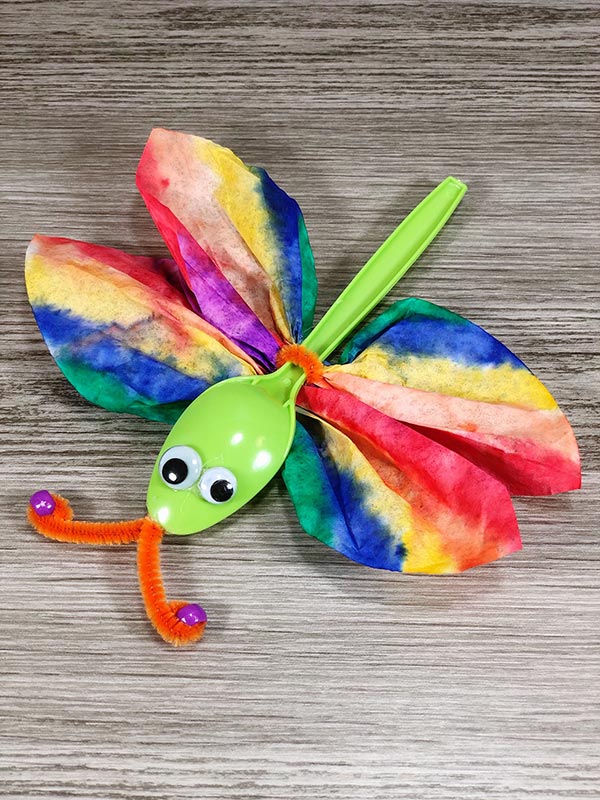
[25,128,580,646]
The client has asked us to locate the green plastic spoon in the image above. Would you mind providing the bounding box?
[146,176,467,534]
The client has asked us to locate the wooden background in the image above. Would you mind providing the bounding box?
[1,2,598,798]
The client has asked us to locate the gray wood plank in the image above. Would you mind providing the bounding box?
[1,1,598,798]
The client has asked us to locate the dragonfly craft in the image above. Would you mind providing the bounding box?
[26,128,580,647]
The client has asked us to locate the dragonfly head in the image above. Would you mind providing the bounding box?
[146,377,297,535]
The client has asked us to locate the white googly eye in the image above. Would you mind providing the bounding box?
[199,467,237,504]
[159,446,202,490]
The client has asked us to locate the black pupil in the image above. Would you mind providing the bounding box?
[210,479,234,502]
[162,458,188,485]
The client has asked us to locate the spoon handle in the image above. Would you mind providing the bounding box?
[302,176,467,361]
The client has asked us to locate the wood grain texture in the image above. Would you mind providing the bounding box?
[1,1,598,798]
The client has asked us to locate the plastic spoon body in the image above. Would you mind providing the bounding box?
[146,177,467,535]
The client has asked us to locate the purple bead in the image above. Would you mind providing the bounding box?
[176,603,207,626]
[29,490,56,517]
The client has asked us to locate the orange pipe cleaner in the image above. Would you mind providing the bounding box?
[137,519,207,647]
[28,492,205,646]
[27,493,144,544]
[275,343,325,383]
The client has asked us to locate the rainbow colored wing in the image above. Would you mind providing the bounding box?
[136,128,317,369]
[284,385,521,573]
[25,235,257,424]
[323,298,580,496]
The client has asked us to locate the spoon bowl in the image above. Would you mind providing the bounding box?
[146,364,304,534]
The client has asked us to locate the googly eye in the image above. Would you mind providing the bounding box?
[159,446,202,490]
[199,467,237,504]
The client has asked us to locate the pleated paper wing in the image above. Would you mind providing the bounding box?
[282,299,580,573]
[25,236,258,424]
[25,128,318,420]
[286,386,522,573]
[136,128,317,369]
[327,298,581,496]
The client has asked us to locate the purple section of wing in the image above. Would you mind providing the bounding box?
[177,232,281,371]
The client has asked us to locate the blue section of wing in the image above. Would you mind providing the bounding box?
[33,305,209,406]
[341,298,526,370]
